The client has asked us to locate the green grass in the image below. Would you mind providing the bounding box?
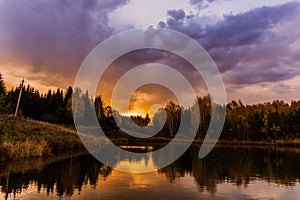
[0,115,85,161]
[1,114,300,161]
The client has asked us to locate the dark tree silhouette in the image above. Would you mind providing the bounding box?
[0,73,9,114]
[0,73,5,95]
[0,75,300,142]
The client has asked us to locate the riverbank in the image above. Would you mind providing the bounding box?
[113,137,300,149]
[214,139,300,147]
[1,115,300,161]
[0,115,85,161]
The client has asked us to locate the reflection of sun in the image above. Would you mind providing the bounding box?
[114,152,158,173]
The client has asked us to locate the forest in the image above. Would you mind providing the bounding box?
[1,73,300,143]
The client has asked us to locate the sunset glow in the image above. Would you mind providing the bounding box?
[1,1,300,200]
[1,0,299,111]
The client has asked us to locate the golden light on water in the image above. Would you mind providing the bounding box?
[113,152,158,173]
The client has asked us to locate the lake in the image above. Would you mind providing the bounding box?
[1,145,300,200]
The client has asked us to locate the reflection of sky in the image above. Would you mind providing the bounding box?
[9,172,300,200]
[114,152,158,173]
[217,180,300,200]
[3,152,299,200]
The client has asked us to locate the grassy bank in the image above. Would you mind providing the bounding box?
[0,115,85,161]
[1,114,300,161]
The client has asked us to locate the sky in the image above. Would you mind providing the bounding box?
[0,0,300,115]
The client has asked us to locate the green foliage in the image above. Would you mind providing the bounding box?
[0,74,9,114]
[1,72,300,143]
[0,75,77,125]
[222,100,300,142]
[5,84,74,124]
[0,94,9,114]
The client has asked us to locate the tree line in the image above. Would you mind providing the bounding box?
[0,73,300,142]
[0,73,74,124]
[222,99,300,141]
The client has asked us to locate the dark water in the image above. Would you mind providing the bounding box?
[1,145,300,200]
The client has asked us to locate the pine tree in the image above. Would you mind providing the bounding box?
[0,73,6,95]
[0,73,9,114]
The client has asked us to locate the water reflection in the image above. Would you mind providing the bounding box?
[159,146,300,193]
[0,146,300,199]
[0,153,111,198]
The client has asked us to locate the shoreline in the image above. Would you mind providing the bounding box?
[195,139,300,148]
[112,138,300,148]
[0,115,85,161]
[1,115,300,161]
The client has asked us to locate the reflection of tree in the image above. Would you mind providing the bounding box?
[158,145,300,194]
[1,147,300,198]
[0,154,111,198]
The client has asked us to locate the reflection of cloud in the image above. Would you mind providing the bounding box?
[217,181,300,200]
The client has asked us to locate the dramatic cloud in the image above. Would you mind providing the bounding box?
[189,0,219,9]
[167,9,186,21]
[159,1,300,87]
[0,0,299,105]
[202,2,300,49]
[0,0,128,88]
[97,48,208,107]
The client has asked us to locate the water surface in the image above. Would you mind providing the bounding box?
[1,145,300,200]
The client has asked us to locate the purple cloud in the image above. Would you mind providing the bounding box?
[158,1,300,86]
[167,9,186,21]
[1,0,299,103]
[189,0,223,9]
[202,1,300,49]
[0,0,128,87]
